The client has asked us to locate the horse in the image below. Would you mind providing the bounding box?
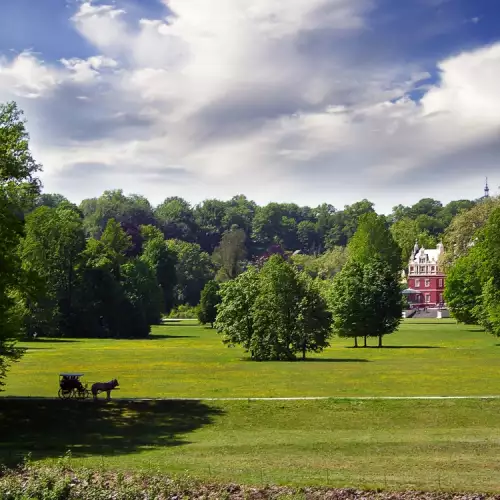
[91,379,119,400]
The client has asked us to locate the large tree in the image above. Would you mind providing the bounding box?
[441,196,500,269]
[20,205,86,337]
[155,196,197,242]
[167,239,214,306]
[213,227,247,282]
[216,256,332,360]
[140,225,177,314]
[443,247,483,325]
[80,190,155,254]
[348,212,402,275]
[0,102,41,387]
[330,260,402,347]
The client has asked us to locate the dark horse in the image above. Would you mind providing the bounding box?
[91,379,119,400]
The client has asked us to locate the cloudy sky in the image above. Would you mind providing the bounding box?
[0,0,499,213]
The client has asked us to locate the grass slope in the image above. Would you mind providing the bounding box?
[2,319,500,398]
[1,398,500,491]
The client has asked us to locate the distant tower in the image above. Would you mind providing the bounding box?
[484,177,490,198]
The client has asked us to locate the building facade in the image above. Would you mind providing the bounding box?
[406,241,446,307]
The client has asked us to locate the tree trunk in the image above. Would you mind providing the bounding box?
[354,336,358,348]
[363,335,367,347]
[378,334,383,348]
[302,345,306,360]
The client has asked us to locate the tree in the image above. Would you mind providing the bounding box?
[20,205,86,337]
[348,212,402,275]
[216,256,332,360]
[441,197,500,269]
[167,239,214,306]
[155,196,197,242]
[100,218,132,270]
[119,259,163,337]
[194,199,228,252]
[390,217,437,268]
[330,260,402,347]
[296,274,333,359]
[197,280,220,328]
[215,267,260,352]
[80,190,155,254]
[0,102,41,388]
[140,225,177,314]
[297,220,321,254]
[443,248,483,324]
[212,227,247,282]
[341,199,376,242]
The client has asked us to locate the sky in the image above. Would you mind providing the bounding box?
[0,0,499,213]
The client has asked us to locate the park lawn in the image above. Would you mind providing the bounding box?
[1,398,500,492]
[2,319,500,398]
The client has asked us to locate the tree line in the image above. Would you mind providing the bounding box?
[0,100,494,385]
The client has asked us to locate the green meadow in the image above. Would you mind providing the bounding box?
[2,319,500,491]
[3,319,500,398]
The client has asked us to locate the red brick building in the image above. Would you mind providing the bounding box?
[406,241,446,308]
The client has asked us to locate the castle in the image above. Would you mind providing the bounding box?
[406,241,446,308]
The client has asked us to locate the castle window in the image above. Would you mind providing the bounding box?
[415,279,420,287]
[431,266,435,272]
[438,279,443,287]
[425,294,431,303]
[425,279,430,287]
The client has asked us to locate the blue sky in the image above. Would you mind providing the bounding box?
[0,0,499,211]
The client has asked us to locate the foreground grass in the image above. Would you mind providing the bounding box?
[1,398,500,491]
[3,319,500,398]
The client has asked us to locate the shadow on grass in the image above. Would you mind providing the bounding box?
[24,338,80,344]
[239,357,370,362]
[369,346,443,349]
[160,322,198,327]
[149,334,200,340]
[0,399,222,466]
[303,358,370,363]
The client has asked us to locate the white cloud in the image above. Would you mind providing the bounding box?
[0,0,499,211]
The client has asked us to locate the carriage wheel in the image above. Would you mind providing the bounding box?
[58,388,72,400]
[76,389,86,400]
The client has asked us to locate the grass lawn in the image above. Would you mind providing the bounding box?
[1,398,500,491]
[2,320,500,491]
[2,319,500,398]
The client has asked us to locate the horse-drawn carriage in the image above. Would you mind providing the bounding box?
[58,373,91,400]
[58,373,119,400]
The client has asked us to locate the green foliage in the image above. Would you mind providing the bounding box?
[215,267,260,352]
[213,227,247,282]
[19,205,86,337]
[197,280,221,327]
[390,217,437,267]
[442,196,500,269]
[140,225,177,314]
[167,239,214,306]
[155,196,197,242]
[216,257,332,360]
[0,101,41,388]
[292,246,348,279]
[168,304,200,319]
[348,212,402,275]
[100,218,132,265]
[119,259,163,336]
[330,259,402,347]
[443,248,483,324]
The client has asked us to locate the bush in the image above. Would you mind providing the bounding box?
[167,304,199,319]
